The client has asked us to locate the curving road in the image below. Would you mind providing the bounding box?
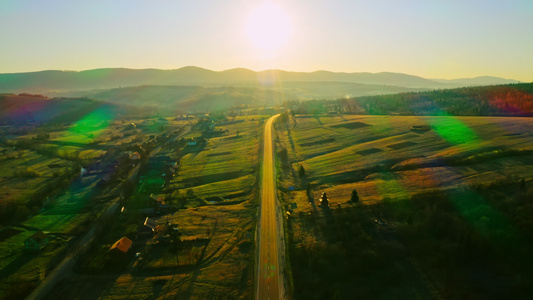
[256,114,285,300]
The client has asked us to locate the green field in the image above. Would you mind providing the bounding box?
[169,117,265,202]
[276,114,533,299]
[278,115,533,204]
[21,115,266,300]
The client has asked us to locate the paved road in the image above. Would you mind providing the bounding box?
[256,115,285,300]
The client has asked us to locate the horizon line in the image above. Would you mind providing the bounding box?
[0,66,526,82]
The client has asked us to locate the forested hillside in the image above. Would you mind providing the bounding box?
[285,83,533,116]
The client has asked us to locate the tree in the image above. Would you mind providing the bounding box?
[298,165,306,178]
[351,189,359,203]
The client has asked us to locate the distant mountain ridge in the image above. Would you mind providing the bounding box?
[431,76,521,86]
[0,67,521,94]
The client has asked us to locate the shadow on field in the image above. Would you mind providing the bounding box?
[150,279,167,299]
[320,205,334,224]
[45,276,106,299]
[0,252,36,279]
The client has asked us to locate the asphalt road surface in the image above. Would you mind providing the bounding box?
[256,114,285,300]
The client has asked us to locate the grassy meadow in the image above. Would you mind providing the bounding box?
[33,115,266,300]
[278,115,532,204]
[275,114,533,299]
[0,115,196,299]
[169,116,265,202]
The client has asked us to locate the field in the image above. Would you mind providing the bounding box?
[277,115,532,204]
[57,203,257,299]
[0,114,195,299]
[275,114,533,299]
[168,117,265,202]
[3,109,532,299]
[26,115,267,300]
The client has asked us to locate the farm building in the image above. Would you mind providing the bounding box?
[144,217,158,231]
[109,236,133,254]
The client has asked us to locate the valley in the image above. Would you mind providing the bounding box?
[0,82,532,299]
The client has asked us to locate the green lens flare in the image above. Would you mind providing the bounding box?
[428,115,479,146]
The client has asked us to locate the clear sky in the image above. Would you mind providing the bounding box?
[1,0,532,81]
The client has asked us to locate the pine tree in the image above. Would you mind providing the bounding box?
[351,189,359,203]
[298,165,306,178]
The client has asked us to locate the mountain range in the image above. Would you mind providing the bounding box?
[0,67,523,113]
[0,67,521,94]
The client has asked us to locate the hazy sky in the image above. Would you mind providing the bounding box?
[1,0,532,81]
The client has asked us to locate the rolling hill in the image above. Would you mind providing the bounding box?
[0,67,521,95]
[0,94,143,124]
[55,82,422,112]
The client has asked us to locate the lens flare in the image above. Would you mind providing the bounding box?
[245,1,292,53]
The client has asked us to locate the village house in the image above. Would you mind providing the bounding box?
[144,217,158,232]
[109,236,133,254]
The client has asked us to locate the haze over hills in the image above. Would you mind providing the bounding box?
[0,67,524,114]
[0,94,143,124]
[0,67,521,95]
[54,82,422,111]
[431,76,522,86]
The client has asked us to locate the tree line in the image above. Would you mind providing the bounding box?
[284,83,533,116]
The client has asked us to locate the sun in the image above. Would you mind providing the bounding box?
[245,1,292,53]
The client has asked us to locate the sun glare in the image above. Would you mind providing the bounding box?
[245,1,292,54]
